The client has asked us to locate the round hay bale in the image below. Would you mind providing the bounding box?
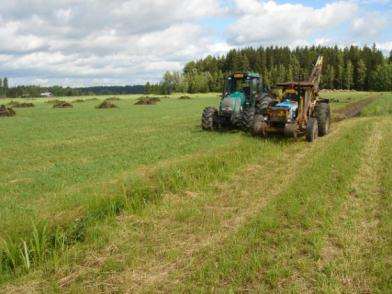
[178,95,191,100]
[53,101,73,108]
[134,96,161,105]
[0,105,16,117]
[96,100,117,109]
[10,102,34,108]
[7,101,19,107]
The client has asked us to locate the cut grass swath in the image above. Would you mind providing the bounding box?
[0,136,289,280]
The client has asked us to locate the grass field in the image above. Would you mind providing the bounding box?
[0,91,391,292]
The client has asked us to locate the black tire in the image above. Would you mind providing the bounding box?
[252,114,267,137]
[256,94,274,115]
[201,107,218,131]
[239,107,255,131]
[315,102,330,136]
[284,123,298,139]
[306,117,319,142]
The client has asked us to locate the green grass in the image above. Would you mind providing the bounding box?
[361,93,392,116]
[0,91,391,292]
[1,93,228,276]
[177,118,373,292]
[320,90,377,110]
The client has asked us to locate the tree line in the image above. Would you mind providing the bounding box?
[148,45,392,94]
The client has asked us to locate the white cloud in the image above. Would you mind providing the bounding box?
[0,0,390,86]
[0,0,224,86]
[376,41,392,52]
[351,13,388,38]
[227,0,358,46]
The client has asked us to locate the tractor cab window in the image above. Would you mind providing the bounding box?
[225,77,236,93]
[250,78,259,95]
[283,90,299,102]
[235,79,248,92]
[225,77,250,94]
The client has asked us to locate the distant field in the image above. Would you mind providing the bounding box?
[0,91,391,292]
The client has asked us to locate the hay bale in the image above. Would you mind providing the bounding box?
[0,105,16,117]
[53,101,73,108]
[7,100,19,106]
[134,96,161,105]
[106,97,120,101]
[8,101,34,108]
[178,95,191,100]
[96,100,117,109]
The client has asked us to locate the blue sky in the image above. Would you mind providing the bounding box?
[0,0,390,86]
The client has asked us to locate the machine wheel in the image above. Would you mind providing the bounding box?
[284,123,298,139]
[239,107,255,131]
[315,102,331,136]
[306,117,319,142]
[256,94,274,115]
[252,114,267,137]
[201,107,219,131]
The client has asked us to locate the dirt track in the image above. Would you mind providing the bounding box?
[332,95,379,122]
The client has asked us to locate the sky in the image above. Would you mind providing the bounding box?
[0,0,391,87]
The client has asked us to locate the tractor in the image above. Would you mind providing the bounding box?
[201,72,262,131]
[252,56,331,142]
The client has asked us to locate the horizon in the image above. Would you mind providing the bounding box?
[1,0,391,87]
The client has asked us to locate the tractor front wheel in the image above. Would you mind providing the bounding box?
[201,107,219,131]
[306,117,319,142]
[284,123,297,139]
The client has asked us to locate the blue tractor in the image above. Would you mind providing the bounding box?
[252,56,331,142]
[201,72,262,131]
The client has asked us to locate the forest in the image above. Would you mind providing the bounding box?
[149,45,392,94]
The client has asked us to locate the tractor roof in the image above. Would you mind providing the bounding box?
[231,72,260,79]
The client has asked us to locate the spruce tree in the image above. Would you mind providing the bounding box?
[356,60,367,90]
[344,61,354,90]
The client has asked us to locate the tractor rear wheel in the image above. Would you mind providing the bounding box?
[201,107,219,131]
[252,114,267,137]
[315,102,331,136]
[306,117,319,142]
[284,123,297,139]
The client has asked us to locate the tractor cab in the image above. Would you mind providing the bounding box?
[220,72,261,116]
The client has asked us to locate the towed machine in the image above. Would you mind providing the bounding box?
[201,72,263,131]
[252,56,331,142]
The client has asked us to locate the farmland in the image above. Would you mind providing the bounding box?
[0,91,391,292]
